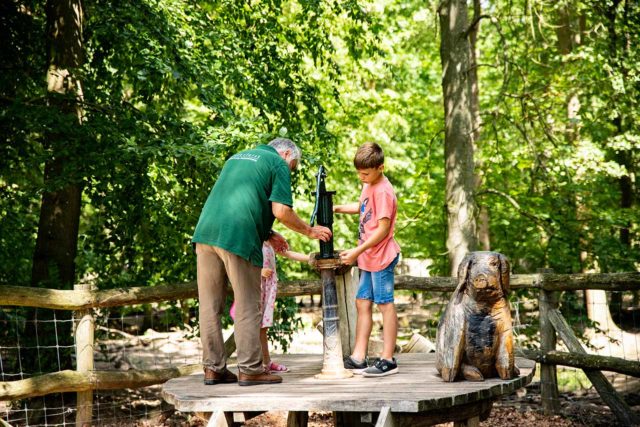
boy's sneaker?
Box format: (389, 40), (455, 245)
(362, 357), (399, 377)
(343, 356), (368, 374)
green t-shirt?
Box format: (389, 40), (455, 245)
(192, 145), (293, 266)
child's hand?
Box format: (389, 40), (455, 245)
(261, 268), (274, 278)
(307, 252), (318, 268)
(268, 231), (289, 253)
(339, 248), (359, 265)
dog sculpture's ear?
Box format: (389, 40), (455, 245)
(498, 253), (510, 295)
(454, 253), (473, 304)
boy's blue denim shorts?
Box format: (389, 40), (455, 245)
(356, 254), (400, 305)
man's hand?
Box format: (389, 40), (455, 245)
(309, 225), (332, 242)
(261, 268), (274, 278)
(272, 202), (332, 242)
(268, 230), (289, 253)
(339, 247), (360, 265)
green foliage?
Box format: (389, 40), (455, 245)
(557, 368), (591, 392)
(269, 297), (304, 353)
(475, 0), (640, 275)
(1, 0), (638, 357)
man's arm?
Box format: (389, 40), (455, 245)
(334, 203), (359, 214)
(272, 202), (332, 242)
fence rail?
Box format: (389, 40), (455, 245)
(516, 349), (640, 377)
(0, 365), (201, 401)
(1, 272), (639, 310)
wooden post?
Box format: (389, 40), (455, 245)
(74, 284), (94, 427)
(453, 416), (480, 427)
(375, 407), (394, 427)
(336, 267), (358, 357)
(286, 411), (309, 427)
(537, 269), (560, 415)
(199, 410), (229, 427)
(333, 411), (365, 427)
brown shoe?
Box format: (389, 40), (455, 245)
(204, 367), (238, 385)
(238, 370), (283, 386)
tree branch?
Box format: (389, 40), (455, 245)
(464, 14), (491, 38)
(476, 188), (553, 233)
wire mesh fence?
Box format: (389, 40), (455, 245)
(1, 308), (71, 426)
(555, 290), (640, 395)
(0, 305), (203, 426)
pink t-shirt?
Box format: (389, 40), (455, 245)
(357, 176), (401, 272)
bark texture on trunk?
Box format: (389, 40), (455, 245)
(32, 0), (85, 288)
(469, 0), (490, 251)
(439, 0), (478, 276)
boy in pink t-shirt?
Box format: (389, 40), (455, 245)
(334, 142), (401, 377)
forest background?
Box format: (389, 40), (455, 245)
(1, 0), (639, 363)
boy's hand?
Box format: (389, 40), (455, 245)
(261, 268), (274, 278)
(339, 248), (360, 265)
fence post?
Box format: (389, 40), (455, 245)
(538, 269), (560, 414)
(74, 284), (94, 427)
(336, 267), (358, 357)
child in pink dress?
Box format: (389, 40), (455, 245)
(230, 241), (309, 372)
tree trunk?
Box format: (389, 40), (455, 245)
(468, 0), (490, 251)
(439, 0), (478, 276)
(25, 0), (86, 377)
(32, 0), (85, 289)
(555, 4), (588, 274)
(608, 0), (636, 322)
(583, 3), (639, 369)
(554, 6), (639, 369)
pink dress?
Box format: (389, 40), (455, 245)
(230, 242), (277, 328)
(259, 242), (278, 327)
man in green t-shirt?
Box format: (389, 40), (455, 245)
(193, 138), (331, 386)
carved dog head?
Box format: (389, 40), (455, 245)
(454, 251), (510, 303)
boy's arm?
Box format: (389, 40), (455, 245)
(333, 203), (359, 214)
(339, 218), (391, 265)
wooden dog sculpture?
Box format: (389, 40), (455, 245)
(436, 251), (519, 381)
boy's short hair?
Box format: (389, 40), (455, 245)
(354, 142), (384, 169)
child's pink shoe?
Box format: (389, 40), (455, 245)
(265, 361), (289, 373)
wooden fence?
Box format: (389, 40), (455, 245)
(1, 271), (639, 426)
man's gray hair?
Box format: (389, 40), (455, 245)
(268, 138), (301, 161)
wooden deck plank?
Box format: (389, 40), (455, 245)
(162, 354), (535, 413)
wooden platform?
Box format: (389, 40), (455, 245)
(162, 353), (535, 426)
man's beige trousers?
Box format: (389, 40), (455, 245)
(196, 243), (264, 375)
